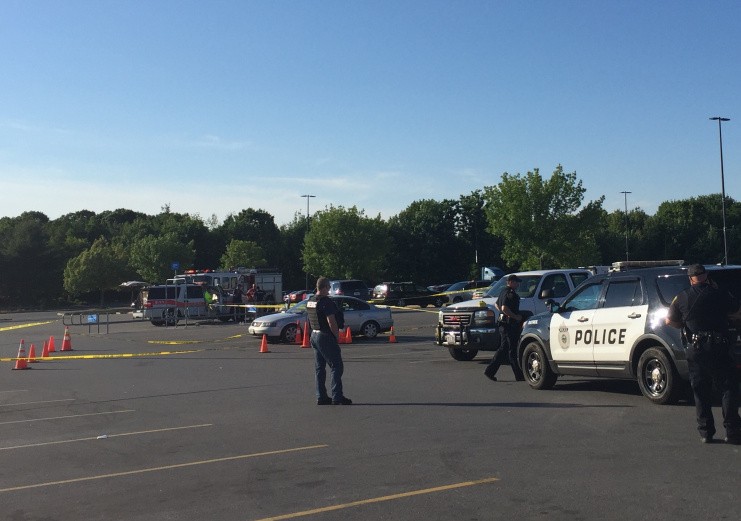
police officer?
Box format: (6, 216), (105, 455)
(666, 263), (741, 444)
(485, 274), (526, 382)
(306, 276), (352, 405)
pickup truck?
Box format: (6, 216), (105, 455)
(434, 269), (592, 361)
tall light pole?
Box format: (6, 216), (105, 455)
(620, 191), (631, 261)
(301, 194), (316, 289)
(710, 117), (730, 265)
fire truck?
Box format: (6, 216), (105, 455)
(174, 267), (282, 305)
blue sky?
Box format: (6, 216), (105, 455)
(2, 1), (740, 226)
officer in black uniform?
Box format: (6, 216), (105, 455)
(666, 263), (741, 444)
(485, 274), (526, 382)
(306, 276), (352, 406)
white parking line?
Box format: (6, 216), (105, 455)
(0, 398), (75, 407)
(0, 423), (214, 451)
(0, 410), (135, 425)
(0, 444), (328, 493)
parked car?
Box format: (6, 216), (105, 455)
(329, 279), (371, 300)
(248, 295), (393, 343)
(428, 283), (452, 293)
(284, 289), (313, 307)
(372, 282), (448, 307)
(444, 280), (492, 303)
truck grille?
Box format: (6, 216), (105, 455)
(443, 313), (472, 327)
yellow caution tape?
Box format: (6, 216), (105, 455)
(0, 320), (56, 332)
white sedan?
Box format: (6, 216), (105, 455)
(248, 296), (393, 343)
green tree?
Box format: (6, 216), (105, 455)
(63, 238), (131, 305)
(129, 233), (195, 283)
(483, 165), (604, 270)
(218, 209), (281, 266)
(386, 199), (464, 284)
(303, 206), (388, 283)
(220, 239), (267, 268)
(278, 213), (310, 290)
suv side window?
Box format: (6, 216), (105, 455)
(570, 272), (591, 288)
(602, 278), (642, 308)
(656, 274), (689, 306)
(541, 273), (569, 298)
(563, 281), (603, 311)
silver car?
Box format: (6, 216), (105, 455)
(248, 296), (393, 343)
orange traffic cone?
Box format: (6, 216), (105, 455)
(294, 322), (303, 345)
(338, 327), (345, 344)
(344, 327), (352, 344)
(301, 322), (310, 348)
(48, 335), (56, 353)
(388, 326), (398, 343)
(13, 340), (29, 370)
(61, 326), (73, 351)
(28, 343), (38, 363)
(259, 334), (270, 353)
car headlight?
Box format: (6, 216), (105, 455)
(473, 309), (495, 326)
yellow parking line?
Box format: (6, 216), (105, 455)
(253, 477), (500, 521)
(0, 409), (135, 426)
(0, 444), (328, 493)
(0, 320), (55, 332)
(0, 349), (202, 362)
(0, 423), (214, 451)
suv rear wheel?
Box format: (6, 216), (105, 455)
(637, 347), (681, 405)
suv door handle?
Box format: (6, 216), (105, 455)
(628, 312), (642, 319)
(577, 317), (590, 323)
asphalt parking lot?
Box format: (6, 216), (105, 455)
(1, 308), (740, 520)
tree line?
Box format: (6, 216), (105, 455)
(1, 165), (739, 309)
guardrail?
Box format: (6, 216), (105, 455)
(62, 309), (151, 333)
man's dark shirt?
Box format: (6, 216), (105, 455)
(497, 287), (520, 323)
(310, 296), (340, 333)
(667, 282), (739, 334)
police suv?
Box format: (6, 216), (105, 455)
(519, 260), (741, 404)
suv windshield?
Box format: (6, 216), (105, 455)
(484, 275), (543, 299)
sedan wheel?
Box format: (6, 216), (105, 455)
(281, 323), (300, 344)
(360, 321), (380, 338)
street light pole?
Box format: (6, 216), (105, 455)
(710, 117), (730, 265)
(301, 194), (316, 289)
(620, 191), (631, 261)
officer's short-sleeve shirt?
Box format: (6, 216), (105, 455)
(315, 297), (340, 333)
(667, 283), (738, 333)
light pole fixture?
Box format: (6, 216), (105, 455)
(620, 191), (631, 261)
(710, 117), (730, 265)
(301, 194), (316, 289)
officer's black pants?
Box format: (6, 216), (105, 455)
(487, 324), (524, 380)
(687, 342), (741, 438)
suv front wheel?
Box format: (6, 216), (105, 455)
(522, 342), (558, 390)
(636, 347), (681, 405)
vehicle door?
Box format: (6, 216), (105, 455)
(591, 276), (647, 374)
(549, 279), (604, 370)
(536, 273), (571, 315)
(334, 297), (369, 330)
(185, 285), (208, 317)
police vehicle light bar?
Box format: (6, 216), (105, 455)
(610, 260), (685, 271)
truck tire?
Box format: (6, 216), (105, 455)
(637, 347), (681, 405)
(522, 341), (557, 390)
(448, 347), (478, 361)
(397, 299), (406, 307)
